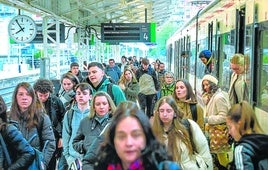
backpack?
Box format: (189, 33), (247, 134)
(189, 104), (197, 122)
(66, 109), (75, 134)
(107, 83), (114, 101)
(27, 116), (49, 170)
(28, 134), (48, 170)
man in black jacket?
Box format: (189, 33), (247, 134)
(33, 78), (66, 170)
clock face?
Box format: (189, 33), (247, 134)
(8, 15), (37, 43)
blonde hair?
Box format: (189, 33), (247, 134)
(118, 68), (138, 85)
(89, 91), (116, 118)
(230, 53), (249, 66)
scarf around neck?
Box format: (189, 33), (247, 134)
(107, 159), (144, 170)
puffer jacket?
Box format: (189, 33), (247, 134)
(1, 123), (35, 170)
(72, 113), (112, 170)
(10, 113), (56, 169)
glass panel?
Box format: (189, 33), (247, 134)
(259, 30), (268, 111)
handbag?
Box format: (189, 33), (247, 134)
(207, 123), (231, 153)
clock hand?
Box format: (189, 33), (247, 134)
(15, 19), (24, 32)
(15, 27), (25, 34)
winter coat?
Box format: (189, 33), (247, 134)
(205, 88), (230, 125)
(43, 95), (65, 141)
(10, 113), (56, 169)
(163, 120), (213, 170)
(175, 99), (204, 131)
(62, 104), (89, 166)
(83, 77), (126, 106)
(0, 123), (35, 170)
(122, 81), (139, 102)
(105, 65), (121, 83)
(160, 83), (175, 98)
(73, 113), (111, 169)
(231, 134), (268, 170)
(228, 72), (249, 105)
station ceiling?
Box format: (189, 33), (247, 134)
(1, 0), (178, 31)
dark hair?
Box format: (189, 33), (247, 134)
(0, 95), (7, 122)
(87, 62), (104, 70)
(95, 101), (171, 169)
(75, 82), (92, 92)
(201, 81), (219, 95)
(173, 79), (197, 102)
(141, 58), (149, 65)
(70, 62), (79, 68)
(33, 78), (54, 93)
(10, 82), (43, 128)
(61, 72), (80, 85)
(109, 58), (115, 62)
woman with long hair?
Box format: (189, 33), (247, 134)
(94, 101), (180, 170)
(9, 82), (56, 169)
(152, 96), (212, 169)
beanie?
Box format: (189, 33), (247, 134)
(202, 74), (218, 85)
(199, 50), (212, 59)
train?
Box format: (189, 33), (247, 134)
(166, 0), (268, 132)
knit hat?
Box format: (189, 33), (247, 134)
(202, 74), (218, 85)
(199, 50), (212, 59)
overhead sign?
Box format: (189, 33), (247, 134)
(101, 23), (156, 43)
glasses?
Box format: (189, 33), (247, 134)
(165, 76), (174, 78)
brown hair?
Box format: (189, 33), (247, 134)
(0, 95), (7, 122)
(152, 96), (193, 162)
(227, 101), (264, 135)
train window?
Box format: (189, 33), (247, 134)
(259, 29), (268, 111)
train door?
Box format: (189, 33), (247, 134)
(254, 19), (268, 111)
(235, 8), (245, 53)
(215, 21), (221, 80)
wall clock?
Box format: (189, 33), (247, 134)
(8, 15), (37, 43)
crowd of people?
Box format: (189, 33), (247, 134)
(0, 52), (267, 170)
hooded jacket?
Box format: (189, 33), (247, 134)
(231, 134), (268, 170)
(83, 77), (126, 106)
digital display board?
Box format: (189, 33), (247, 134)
(101, 23), (156, 43)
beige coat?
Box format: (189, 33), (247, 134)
(205, 89), (230, 125)
(228, 72), (248, 105)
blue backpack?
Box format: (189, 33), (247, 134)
(28, 134), (48, 170)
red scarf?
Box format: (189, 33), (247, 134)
(107, 159), (144, 170)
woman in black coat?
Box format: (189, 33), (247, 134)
(0, 95), (35, 170)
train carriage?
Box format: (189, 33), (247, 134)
(167, 0), (268, 132)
